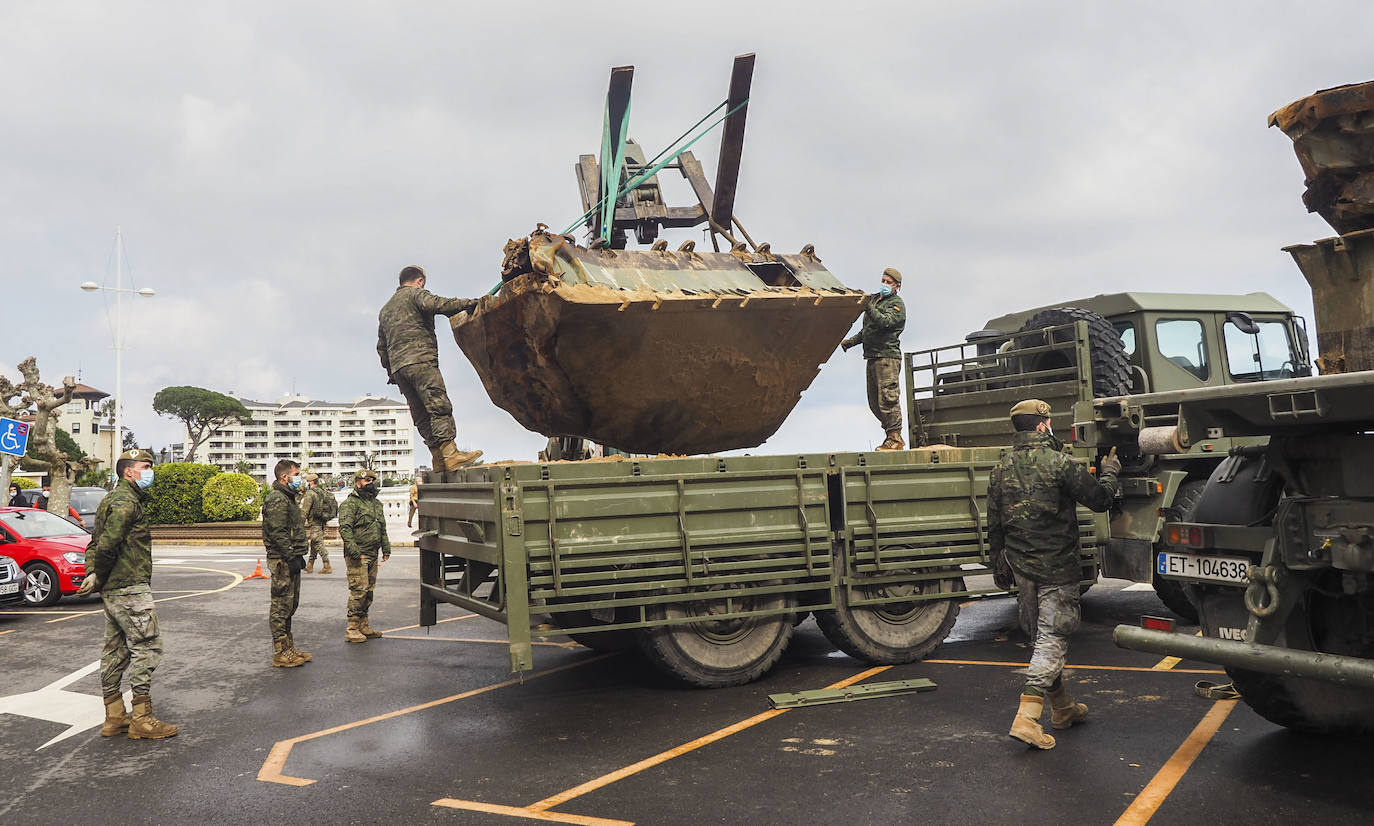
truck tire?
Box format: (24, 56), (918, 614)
(1016, 308), (1131, 399)
(1152, 481), (1204, 623)
(637, 586), (796, 688)
(816, 572), (960, 664)
(1224, 586), (1374, 735)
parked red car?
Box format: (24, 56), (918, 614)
(0, 507), (91, 607)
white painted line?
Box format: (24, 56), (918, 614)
(1123, 583), (1155, 592)
(0, 660), (124, 750)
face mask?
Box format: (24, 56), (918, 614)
(137, 469), (155, 490)
(288, 476), (303, 490)
(878, 284), (893, 297)
(361, 482), (379, 497)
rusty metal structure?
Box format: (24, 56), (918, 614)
(452, 56), (866, 455)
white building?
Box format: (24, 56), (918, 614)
(196, 394), (414, 481)
(60, 383), (119, 469)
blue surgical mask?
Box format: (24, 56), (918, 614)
(137, 469), (155, 490)
(878, 284), (893, 297)
(289, 476), (303, 490)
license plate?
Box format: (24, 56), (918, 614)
(1157, 551), (1250, 585)
(0, 582), (18, 595)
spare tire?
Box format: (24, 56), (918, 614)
(1016, 307), (1130, 399)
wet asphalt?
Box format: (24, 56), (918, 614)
(0, 546), (1370, 825)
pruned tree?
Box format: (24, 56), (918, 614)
(152, 386), (252, 463)
(4, 357), (102, 518)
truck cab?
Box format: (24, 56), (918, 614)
(980, 292), (1311, 395)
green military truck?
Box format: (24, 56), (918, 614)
(907, 292), (1311, 620)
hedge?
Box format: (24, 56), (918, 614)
(145, 462), (221, 524)
(12, 477), (38, 490)
(201, 472), (262, 522)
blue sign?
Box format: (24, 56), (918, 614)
(0, 417), (30, 458)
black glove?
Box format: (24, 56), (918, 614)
(289, 556), (306, 574)
(991, 550), (1015, 590)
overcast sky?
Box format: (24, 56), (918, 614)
(3, 1), (1370, 466)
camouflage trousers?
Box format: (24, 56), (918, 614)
(100, 584), (163, 697)
(394, 360), (456, 449)
(267, 557), (302, 643)
(866, 357), (903, 433)
(306, 521), (329, 564)
(345, 554), (379, 619)
(1014, 570), (1081, 691)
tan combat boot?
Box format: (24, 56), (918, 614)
(430, 445), (446, 471)
(439, 440), (483, 471)
(101, 693), (130, 737)
(358, 616), (383, 639)
(1048, 683), (1089, 730)
(285, 633), (313, 665)
(273, 637), (304, 667)
(305, 558), (316, 574)
(877, 431), (906, 451)
(128, 694), (179, 740)
(345, 618), (367, 643)
(320, 560), (332, 575)
(1009, 693), (1056, 749)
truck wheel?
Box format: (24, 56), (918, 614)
(1017, 307), (1131, 398)
(817, 572), (960, 664)
(1153, 481), (1205, 623)
(1224, 587), (1374, 735)
(637, 586), (795, 688)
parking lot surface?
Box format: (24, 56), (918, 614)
(1, 546), (1369, 825)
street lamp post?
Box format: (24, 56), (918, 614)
(81, 227), (155, 478)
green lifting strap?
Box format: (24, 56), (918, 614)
(599, 92), (632, 246)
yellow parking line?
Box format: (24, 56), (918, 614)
(1113, 700), (1238, 825)
(380, 613), (477, 634)
(386, 634), (579, 649)
(45, 565), (243, 623)
(1151, 631), (1202, 671)
(0, 629), (13, 637)
(257, 654), (613, 786)
(431, 800), (633, 826)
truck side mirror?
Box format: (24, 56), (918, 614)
(1226, 311), (1261, 335)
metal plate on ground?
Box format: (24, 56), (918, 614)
(768, 678), (937, 709)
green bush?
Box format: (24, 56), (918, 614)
(145, 463), (221, 524)
(201, 473), (262, 522)
(12, 477), (38, 490)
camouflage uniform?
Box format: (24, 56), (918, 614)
(986, 429), (1119, 691)
(843, 291), (906, 435)
(338, 485), (392, 622)
(262, 481), (308, 654)
(377, 284), (476, 451)
(86, 479), (161, 698)
(300, 483), (330, 569)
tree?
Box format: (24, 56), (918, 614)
(0, 357), (101, 518)
(152, 386), (252, 463)
(56, 429), (87, 461)
(233, 459), (254, 476)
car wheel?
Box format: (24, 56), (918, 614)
(22, 561), (61, 607)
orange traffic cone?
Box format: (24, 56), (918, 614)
(246, 558), (268, 580)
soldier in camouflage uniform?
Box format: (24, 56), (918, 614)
(986, 399), (1121, 750)
(301, 472), (333, 574)
(262, 458), (312, 667)
(842, 267), (907, 450)
(377, 265), (483, 472)
(337, 468), (391, 643)
(72, 449), (179, 740)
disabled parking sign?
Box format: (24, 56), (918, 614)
(0, 417), (30, 458)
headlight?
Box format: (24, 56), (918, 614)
(63, 551), (86, 565)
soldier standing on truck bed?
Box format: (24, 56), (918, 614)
(986, 399), (1120, 750)
(73, 449), (179, 740)
(377, 265), (483, 472)
(263, 459), (312, 668)
(841, 267), (907, 450)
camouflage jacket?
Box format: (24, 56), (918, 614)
(338, 490), (392, 560)
(842, 293), (906, 359)
(376, 285), (477, 376)
(986, 431), (1119, 585)
(299, 485), (329, 524)
(85, 479), (152, 590)
(262, 482), (308, 559)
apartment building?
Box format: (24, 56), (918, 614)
(199, 394), (415, 480)
(59, 383), (119, 468)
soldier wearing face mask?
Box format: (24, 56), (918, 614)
(841, 267), (908, 450)
(262, 458), (312, 668)
(74, 449), (179, 740)
(337, 468), (391, 643)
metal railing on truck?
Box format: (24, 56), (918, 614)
(905, 320), (1093, 448)
(418, 450), (1105, 675)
